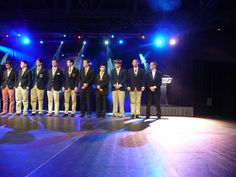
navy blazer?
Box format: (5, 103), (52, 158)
(127, 67), (146, 91)
(15, 69), (32, 89)
(47, 68), (64, 91)
(110, 68), (126, 91)
(32, 68), (47, 90)
(79, 67), (95, 92)
(63, 67), (80, 90)
(94, 73), (110, 95)
(146, 70), (162, 94)
(2, 69), (16, 89)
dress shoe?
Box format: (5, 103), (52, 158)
(130, 114), (135, 119)
(46, 113), (52, 117)
(62, 114), (68, 117)
(136, 115), (140, 119)
(31, 113), (36, 116)
(0, 112), (7, 116)
(15, 113), (21, 116)
(54, 114), (59, 117)
(38, 113), (43, 116)
(71, 114), (75, 117)
(23, 113), (28, 116)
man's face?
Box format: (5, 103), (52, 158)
(52, 60), (57, 67)
(67, 60), (72, 67)
(5, 64), (11, 70)
(83, 60), (89, 68)
(20, 62), (26, 69)
(100, 66), (106, 72)
(149, 62), (156, 70)
(115, 63), (121, 68)
(36, 60), (42, 67)
(132, 60), (139, 67)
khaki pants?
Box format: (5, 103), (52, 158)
(64, 89), (77, 114)
(112, 90), (125, 116)
(31, 86), (44, 114)
(47, 89), (60, 114)
(129, 90), (142, 115)
(15, 87), (29, 114)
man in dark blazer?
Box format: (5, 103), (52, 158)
(110, 59), (126, 118)
(146, 61), (162, 119)
(46, 59), (64, 117)
(79, 59), (95, 117)
(127, 59), (146, 119)
(15, 60), (32, 116)
(1, 60), (16, 115)
(95, 64), (110, 118)
(62, 59), (79, 117)
(30, 58), (47, 116)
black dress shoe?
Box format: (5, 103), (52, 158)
(87, 114), (92, 118)
(136, 115), (140, 119)
(145, 115), (150, 119)
(63, 114), (68, 117)
(31, 113), (36, 116)
(39, 113), (43, 116)
(157, 115), (161, 119)
(79, 114), (85, 118)
(71, 114), (75, 117)
(130, 114), (135, 119)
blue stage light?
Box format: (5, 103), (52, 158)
(83, 41), (87, 45)
(154, 36), (166, 48)
(119, 40), (124, 44)
(21, 37), (31, 45)
(111, 35), (115, 38)
(61, 41), (64, 44)
(104, 40), (109, 45)
(40, 40), (44, 44)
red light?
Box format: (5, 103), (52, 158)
(77, 36), (81, 39)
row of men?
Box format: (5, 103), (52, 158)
(0, 58), (162, 119)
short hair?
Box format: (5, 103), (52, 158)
(36, 58), (43, 63)
(21, 60), (28, 65)
(5, 60), (12, 66)
(67, 59), (74, 64)
(52, 59), (57, 62)
(99, 64), (106, 67)
(83, 59), (90, 63)
(132, 59), (139, 62)
(150, 61), (157, 66)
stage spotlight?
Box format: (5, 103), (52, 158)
(104, 40), (109, 45)
(141, 35), (145, 39)
(61, 41), (64, 44)
(169, 38), (177, 46)
(17, 34), (21, 37)
(62, 54), (65, 57)
(6, 34), (9, 38)
(83, 41), (87, 45)
(77, 36), (81, 39)
(63, 34), (67, 37)
(154, 36), (165, 47)
(111, 35), (115, 38)
(40, 40), (44, 44)
(119, 40), (124, 44)
(22, 37), (31, 45)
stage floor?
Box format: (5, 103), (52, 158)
(0, 114), (236, 177)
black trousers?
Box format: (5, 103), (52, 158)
(96, 94), (107, 116)
(80, 91), (92, 114)
(146, 91), (161, 117)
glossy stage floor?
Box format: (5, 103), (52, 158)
(0, 113), (236, 177)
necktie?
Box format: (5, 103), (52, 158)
(134, 68), (138, 76)
(37, 67), (40, 75)
(100, 72), (104, 80)
(7, 70), (10, 78)
(85, 68), (88, 76)
(52, 68), (56, 77)
(117, 68), (120, 75)
(69, 67), (72, 76)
